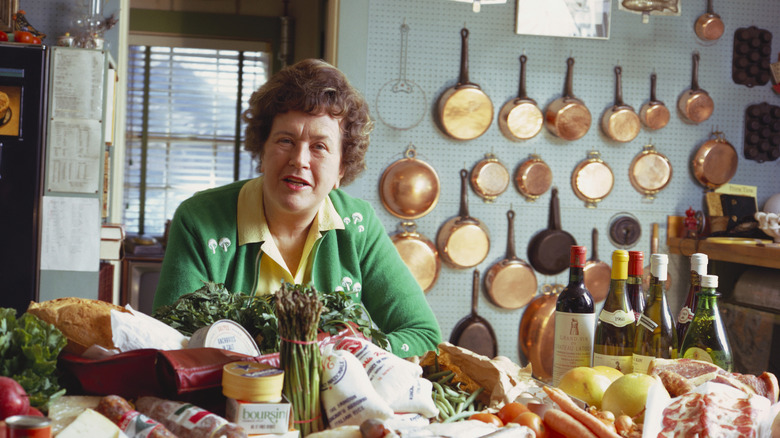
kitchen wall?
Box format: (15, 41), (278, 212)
(335, 0), (780, 367)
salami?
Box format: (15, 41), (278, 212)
(96, 395), (177, 438)
(135, 396), (247, 438)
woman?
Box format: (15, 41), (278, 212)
(154, 59), (441, 357)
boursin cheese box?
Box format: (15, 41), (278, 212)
(225, 395), (293, 435)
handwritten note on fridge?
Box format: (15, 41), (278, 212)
(40, 196), (100, 272)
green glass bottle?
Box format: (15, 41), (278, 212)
(679, 274), (733, 371)
(632, 254), (678, 374)
(593, 250), (635, 373)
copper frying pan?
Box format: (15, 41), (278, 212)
(484, 209), (538, 310)
(515, 154), (553, 202)
(436, 169), (491, 269)
(639, 73), (670, 130)
(470, 153), (510, 203)
(694, 0), (724, 42)
(450, 269), (498, 358)
(545, 57), (591, 141)
(518, 283), (562, 380)
(583, 228), (610, 302)
(391, 221), (441, 293)
(691, 130), (738, 189)
(601, 66), (640, 143)
(436, 28), (493, 141)
(499, 55), (543, 141)
(678, 52), (714, 124)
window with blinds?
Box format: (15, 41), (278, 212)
(124, 44), (269, 236)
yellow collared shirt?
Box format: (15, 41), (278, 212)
(236, 177), (344, 296)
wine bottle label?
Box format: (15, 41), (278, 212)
(677, 306), (694, 324)
(637, 314), (658, 331)
(593, 352), (633, 374)
(632, 353), (655, 374)
(598, 309), (635, 327)
(552, 312), (596, 386)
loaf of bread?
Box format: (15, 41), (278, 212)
(27, 297), (129, 355)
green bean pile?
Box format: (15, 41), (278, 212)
(425, 370), (486, 423)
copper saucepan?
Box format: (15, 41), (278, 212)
(545, 57), (591, 141)
(691, 130), (737, 189)
(437, 169), (490, 269)
(518, 283), (563, 380)
(639, 73), (670, 131)
(436, 27), (493, 141)
(629, 143), (673, 200)
(390, 221), (441, 293)
(694, 0), (724, 42)
(583, 228), (610, 302)
(515, 154), (553, 202)
(678, 52), (714, 124)
(379, 144), (440, 220)
(484, 209), (538, 310)
(470, 153), (510, 203)
(571, 150), (614, 208)
(601, 66), (640, 143)
(499, 55), (543, 141)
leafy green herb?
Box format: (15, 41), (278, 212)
(153, 281), (388, 354)
(0, 308), (67, 410)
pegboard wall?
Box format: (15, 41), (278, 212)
(337, 0), (780, 365)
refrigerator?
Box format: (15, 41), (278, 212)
(0, 43), (48, 316)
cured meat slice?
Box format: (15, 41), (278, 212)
(659, 389), (764, 438)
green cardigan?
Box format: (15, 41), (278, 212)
(154, 179), (441, 357)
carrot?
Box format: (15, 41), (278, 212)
(543, 408), (598, 438)
(542, 386), (622, 438)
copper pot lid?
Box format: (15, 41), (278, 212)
(379, 144), (441, 219)
(692, 130), (738, 189)
(571, 150), (614, 208)
(515, 154), (553, 201)
(391, 221), (441, 293)
(470, 153), (510, 203)
(629, 143), (673, 200)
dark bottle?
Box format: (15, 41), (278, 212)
(677, 253), (708, 349)
(679, 274), (733, 371)
(627, 251), (645, 321)
(593, 250), (635, 373)
(552, 245), (596, 386)
(632, 254), (678, 374)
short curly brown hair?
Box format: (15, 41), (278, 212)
(242, 59), (374, 186)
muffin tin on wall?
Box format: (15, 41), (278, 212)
(341, 0), (780, 366)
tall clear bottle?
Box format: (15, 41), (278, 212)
(679, 274), (733, 371)
(632, 254), (678, 374)
(676, 253), (708, 349)
(552, 245), (596, 386)
(593, 250), (635, 373)
(627, 251), (645, 321)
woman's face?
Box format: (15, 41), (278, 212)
(261, 111), (344, 222)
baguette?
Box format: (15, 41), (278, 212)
(27, 297), (129, 355)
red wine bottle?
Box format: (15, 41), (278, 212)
(627, 251), (645, 321)
(552, 245), (596, 385)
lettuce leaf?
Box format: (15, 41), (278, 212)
(0, 308), (67, 410)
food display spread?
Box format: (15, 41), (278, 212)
(1, 269), (779, 438)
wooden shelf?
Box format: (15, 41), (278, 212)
(667, 216), (780, 269)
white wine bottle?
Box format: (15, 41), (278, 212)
(632, 254), (678, 374)
(593, 250), (635, 373)
(679, 274), (733, 371)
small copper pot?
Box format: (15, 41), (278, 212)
(379, 144), (440, 219)
(470, 153), (510, 203)
(571, 150), (614, 208)
(515, 154), (553, 202)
